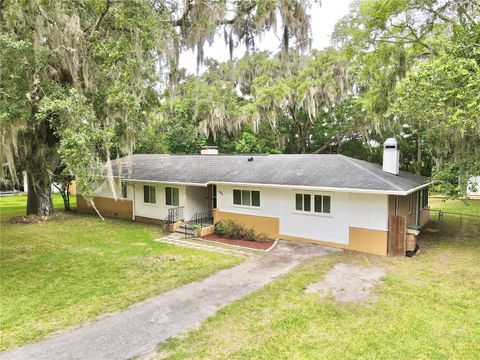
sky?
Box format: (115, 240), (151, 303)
(179, 0), (354, 74)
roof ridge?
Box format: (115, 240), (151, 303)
(339, 155), (404, 191)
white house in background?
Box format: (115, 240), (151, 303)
(22, 172), (60, 194)
(77, 139), (433, 256)
(467, 176), (480, 198)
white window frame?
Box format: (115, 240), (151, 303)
(232, 189), (261, 208)
(165, 186), (180, 207)
(294, 191), (332, 216)
(143, 185), (156, 205)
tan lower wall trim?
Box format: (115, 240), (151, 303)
(281, 227), (388, 256)
(348, 227), (388, 256)
(213, 210), (280, 239)
(279, 234), (349, 250)
(76, 195), (133, 220)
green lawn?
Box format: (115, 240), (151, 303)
(0, 195), (242, 351)
(159, 201), (480, 359)
(429, 197), (480, 216)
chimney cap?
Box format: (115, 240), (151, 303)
(384, 138), (399, 149)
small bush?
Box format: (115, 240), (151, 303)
(256, 233), (270, 243)
(243, 228), (257, 242)
(214, 221), (227, 236)
(215, 220), (243, 239)
(214, 220), (270, 242)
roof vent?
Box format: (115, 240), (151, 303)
(200, 146), (218, 155)
(383, 138), (400, 175)
(247, 156), (254, 162)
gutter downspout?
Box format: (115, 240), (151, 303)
(415, 191), (419, 225)
(132, 183), (136, 221)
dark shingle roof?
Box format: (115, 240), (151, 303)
(111, 154), (432, 194)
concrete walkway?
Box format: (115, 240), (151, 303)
(1, 241), (339, 360)
(156, 233), (259, 257)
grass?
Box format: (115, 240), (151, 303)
(429, 197), (480, 216)
(159, 200), (480, 359)
(0, 194), (242, 351)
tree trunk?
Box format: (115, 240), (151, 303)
(26, 165), (53, 215)
(416, 133), (422, 175)
(24, 117), (58, 216)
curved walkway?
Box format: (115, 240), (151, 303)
(1, 241), (339, 360)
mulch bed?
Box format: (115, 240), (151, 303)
(202, 234), (275, 251)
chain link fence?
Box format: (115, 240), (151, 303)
(423, 208), (480, 234)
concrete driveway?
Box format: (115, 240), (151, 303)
(1, 241), (339, 360)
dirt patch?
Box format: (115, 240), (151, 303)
(306, 263), (385, 303)
(9, 215), (51, 224)
(8, 212), (70, 224)
(202, 234), (275, 251)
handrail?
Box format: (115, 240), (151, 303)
(167, 206), (184, 223)
(189, 211), (213, 228)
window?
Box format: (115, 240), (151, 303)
(233, 189), (260, 207)
(165, 187), (179, 206)
(143, 185), (156, 204)
(211, 185), (217, 209)
(121, 182), (128, 199)
(421, 188), (429, 209)
(295, 193), (331, 214)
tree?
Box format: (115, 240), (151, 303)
(52, 165), (75, 212)
(393, 24), (480, 196)
(237, 48), (348, 153)
(333, 0), (479, 181)
(1, 0), (312, 215)
(234, 124), (282, 154)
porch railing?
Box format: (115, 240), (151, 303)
(189, 211), (213, 228)
(166, 206), (184, 223)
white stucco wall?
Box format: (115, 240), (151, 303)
(127, 182), (207, 221)
(90, 179), (209, 221)
(185, 186), (209, 219)
(92, 178), (132, 200)
(130, 182), (185, 221)
(216, 184), (388, 245)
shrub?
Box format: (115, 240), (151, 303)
(215, 220), (243, 239)
(256, 233), (270, 243)
(243, 228), (257, 242)
(214, 220), (270, 242)
(214, 220), (227, 236)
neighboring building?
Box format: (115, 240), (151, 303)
(22, 172), (76, 195)
(77, 139), (433, 256)
(467, 176), (480, 199)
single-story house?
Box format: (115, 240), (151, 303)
(77, 139), (433, 256)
